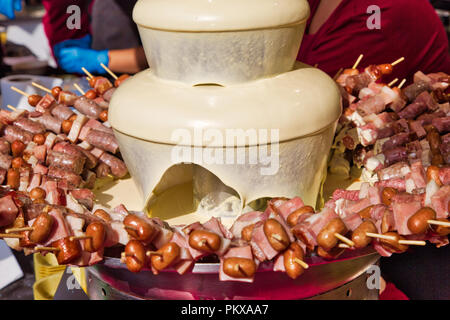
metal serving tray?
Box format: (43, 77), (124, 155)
(86, 248), (380, 300)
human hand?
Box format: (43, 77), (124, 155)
(0, 0), (22, 19)
(56, 47), (109, 74)
(53, 35), (92, 60)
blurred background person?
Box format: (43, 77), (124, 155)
(297, 0), (450, 82)
(44, 0), (147, 75)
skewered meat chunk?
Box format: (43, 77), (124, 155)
(74, 96), (103, 119)
(46, 150), (86, 175)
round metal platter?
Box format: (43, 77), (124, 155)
(87, 247), (379, 300)
(89, 168), (378, 300)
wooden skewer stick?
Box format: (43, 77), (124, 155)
(199, 239), (213, 250)
(146, 251), (162, 257)
(73, 83), (85, 96)
(125, 254), (143, 264)
(31, 82), (52, 94)
(398, 240), (426, 246)
(0, 233), (24, 239)
(271, 234), (288, 246)
(338, 243), (350, 249)
(34, 246), (60, 252)
(388, 78), (399, 87)
(234, 263), (248, 277)
(5, 227), (33, 233)
(352, 54), (364, 70)
(334, 233), (355, 247)
(11, 86), (30, 97)
(313, 63), (319, 68)
(391, 57), (405, 67)
(333, 68), (343, 80)
(271, 234), (283, 241)
(100, 63), (118, 80)
(6, 105), (16, 111)
(82, 67), (94, 80)
(69, 235), (91, 241)
(398, 78), (407, 89)
(294, 258), (309, 269)
(366, 232), (397, 241)
(427, 220), (450, 227)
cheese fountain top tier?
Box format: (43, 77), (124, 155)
(133, 0), (311, 85)
(109, 0), (342, 226)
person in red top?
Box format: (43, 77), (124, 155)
(301, 0), (450, 300)
(41, 0), (91, 53)
(298, 0), (450, 82)
(41, 0), (146, 75)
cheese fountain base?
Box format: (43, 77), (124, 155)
(86, 250), (379, 300)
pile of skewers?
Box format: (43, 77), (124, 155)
(0, 60), (447, 283)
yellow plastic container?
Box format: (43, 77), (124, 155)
(33, 273), (64, 300)
(33, 253), (87, 300)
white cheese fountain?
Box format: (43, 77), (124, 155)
(109, 0), (342, 225)
(89, 0), (381, 301)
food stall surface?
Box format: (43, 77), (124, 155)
(0, 251), (34, 300)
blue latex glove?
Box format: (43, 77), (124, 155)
(53, 35), (92, 61)
(0, 0), (22, 19)
(57, 47), (109, 74)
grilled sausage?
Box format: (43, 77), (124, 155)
(264, 219), (290, 251)
(316, 246), (345, 260)
(124, 240), (146, 273)
(93, 209), (112, 222)
(7, 168), (20, 189)
(11, 140), (26, 157)
(407, 207), (436, 235)
(29, 212), (54, 244)
(28, 94), (42, 107)
(150, 242), (181, 271)
(51, 86), (62, 99)
(13, 117), (46, 135)
(241, 223), (255, 242)
(352, 220), (377, 248)
(114, 74), (130, 87)
(188, 229), (221, 253)
(379, 232), (409, 254)
(11, 157), (24, 169)
(85, 90), (97, 100)
(287, 206), (315, 227)
(46, 150), (86, 175)
(430, 218), (450, 236)
(283, 242), (306, 279)
(123, 214), (157, 243)
(51, 237), (82, 265)
(382, 187), (398, 206)
(33, 134), (46, 145)
(4, 126), (33, 144)
(223, 257), (257, 278)
(85, 222), (106, 252)
(74, 96), (102, 119)
(317, 218), (348, 251)
(426, 165), (442, 186)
